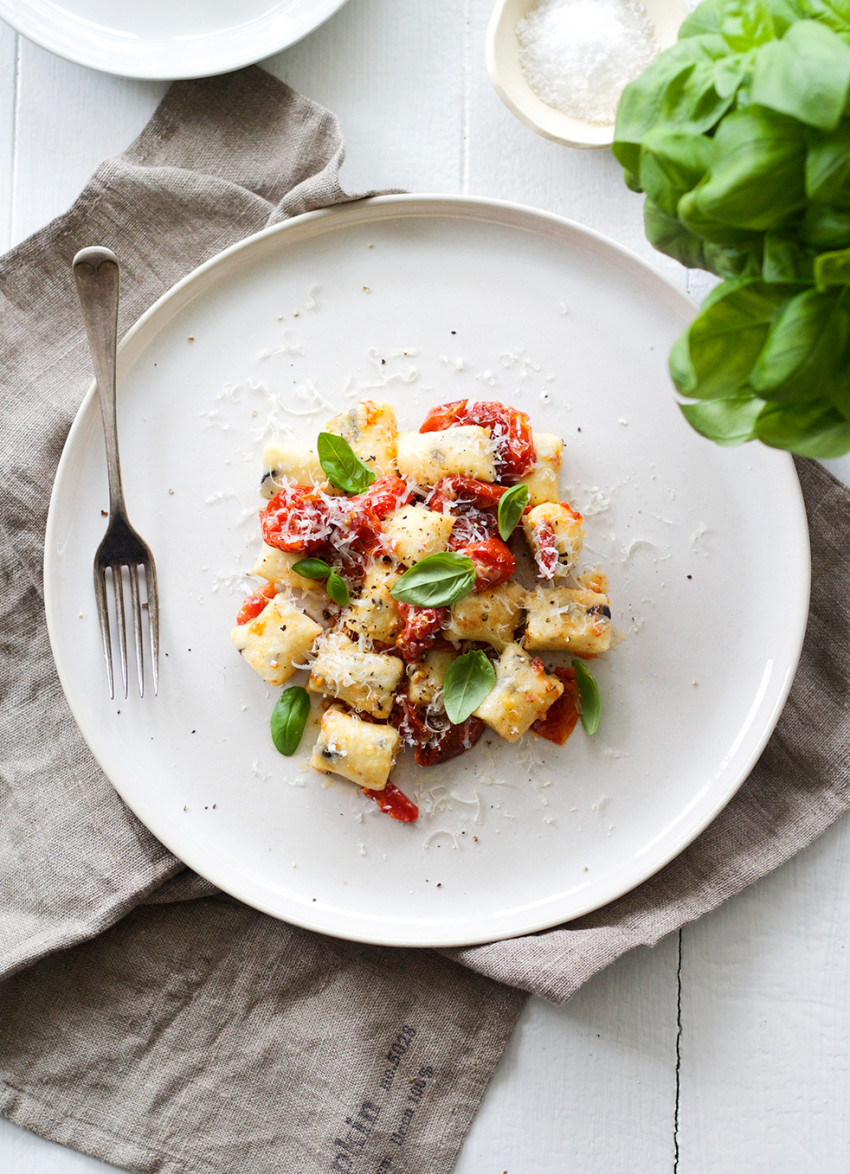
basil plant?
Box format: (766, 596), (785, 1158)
(614, 0), (850, 458)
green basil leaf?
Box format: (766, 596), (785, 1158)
(814, 246), (850, 288)
(679, 0), (725, 39)
(750, 286), (850, 401)
(751, 21), (850, 131)
(754, 397), (850, 455)
(390, 553), (476, 608)
(679, 395), (765, 445)
(807, 122), (850, 207)
(762, 231), (815, 283)
(672, 279), (789, 399)
(291, 557), (332, 580)
(799, 0), (850, 36)
(704, 241), (764, 280)
(497, 483), (529, 541)
(638, 128), (714, 218)
(718, 0), (776, 50)
(326, 571), (350, 607)
(678, 108), (807, 237)
(443, 651), (496, 725)
(316, 431), (376, 494)
(614, 36), (739, 176)
(571, 659), (601, 736)
(270, 686), (311, 756)
(800, 203), (850, 249)
(644, 199), (710, 270)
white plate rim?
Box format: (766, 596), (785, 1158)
(0, 0), (350, 79)
(44, 193), (812, 946)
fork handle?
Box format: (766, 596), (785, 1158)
(73, 247), (126, 518)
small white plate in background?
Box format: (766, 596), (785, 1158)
(0, 0), (351, 79)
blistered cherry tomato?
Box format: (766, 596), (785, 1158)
(393, 695), (485, 767)
(260, 485), (330, 554)
(456, 537), (516, 590)
(430, 476), (507, 509)
(420, 400), (536, 478)
(395, 603), (448, 662)
(429, 476), (505, 547)
(364, 781), (419, 822)
(531, 518), (559, 579)
(362, 475), (412, 518)
(235, 582), (276, 626)
(532, 667), (581, 745)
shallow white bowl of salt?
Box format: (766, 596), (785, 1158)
(486, 0), (688, 148)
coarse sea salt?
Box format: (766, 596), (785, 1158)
(517, 0), (658, 125)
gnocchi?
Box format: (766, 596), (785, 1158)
(231, 397), (613, 823)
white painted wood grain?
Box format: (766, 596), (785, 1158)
(263, 0), (465, 196)
(11, 38), (163, 247)
(456, 937), (680, 1174)
(0, 1117), (120, 1174)
(677, 818), (850, 1173)
(0, 23), (17, 254)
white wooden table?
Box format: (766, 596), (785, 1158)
(2, 3), (849, 1170)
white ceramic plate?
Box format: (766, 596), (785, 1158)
(0, 0), (349, 79)
(45, 195), (810, 947)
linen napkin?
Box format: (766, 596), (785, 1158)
(1, 66), (848, 1174)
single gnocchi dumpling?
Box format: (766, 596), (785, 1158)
(309, 706), (401, 790)
(380, 503), (455, 566)
(519, 432), (563, 507)
(259, 442), (335, 500)
(406, 649), (456, 707)
(324, 400), (398, 475)
(308, 630), (404, 719)
(230, 595), (322, 686)
(252, 543), (325, 594)
(473, 642), (563, 743)
(342, 561), (403, 644)
(522, 501), (585, 578)
(396, 426), (497, 484)
(443, 581), (525, 651)
(524, 586), (612, 655)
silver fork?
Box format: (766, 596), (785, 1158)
(73, 246), (159, 699)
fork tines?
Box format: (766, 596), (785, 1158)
(94, 558), (159, 699)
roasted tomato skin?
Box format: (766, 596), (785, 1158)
(420, 400), (536, 478)
(361, 474), (412, 518)
(235, 582), (276, 626)
(429, 476), (506, 548)
(531, 518), (559, 579)
(260, 484), (330, 554)
(393, 695), (485, 767)
(364, 781), (419, 822)
(329, 478), (412, 581)
(457, 537), (516, 590)
(532, 667), (581, 744)
(396, 603), (448, 662)
(430, 476), (507, 509)
(419, 400), (468, 432)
